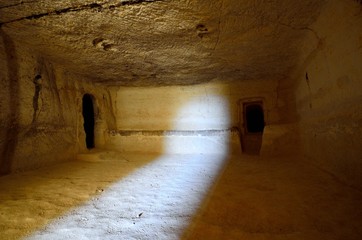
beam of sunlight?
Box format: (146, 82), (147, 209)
(165, 94), (231, 155)
(25, 92), (232, 239)
(25, 154), (227, 240)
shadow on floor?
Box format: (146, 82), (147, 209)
(182, 154), (362, 240)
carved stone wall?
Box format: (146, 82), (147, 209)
(0, 36), (115, 173)
(294, 0), (362, 189)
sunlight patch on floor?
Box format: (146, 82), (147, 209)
(25, 153), (228, 240)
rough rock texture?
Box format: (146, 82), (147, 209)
(1, 0), (362, 239)
(0, 0), (361, 197)
(1, 0), (328, 172)
(0, 0), (325, 86)
(293, 0), (362, 190)
(0, 38), (115, 173)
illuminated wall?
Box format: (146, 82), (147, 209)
(107, 80), (279, 154)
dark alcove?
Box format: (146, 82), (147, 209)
(245, 103), (264, 133)
(82, 94), (95, 149)
(240, 101), (265, 155)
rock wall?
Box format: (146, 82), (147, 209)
(107, 81), (282, 154)
(294, 0), (362, 189)
(0, 32), (114, 174)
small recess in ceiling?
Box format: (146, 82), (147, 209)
(92, 38), (116, 51)
(196, 24), (208, 39)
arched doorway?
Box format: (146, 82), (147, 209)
(82, 94), (95, 149)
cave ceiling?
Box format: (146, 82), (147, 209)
(0, 0), (325, 86)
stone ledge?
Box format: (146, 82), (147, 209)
(109, 128), (240, 136)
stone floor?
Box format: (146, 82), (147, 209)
(0, 150), (361, 239)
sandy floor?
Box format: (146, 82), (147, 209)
(0, 150), (361, 240)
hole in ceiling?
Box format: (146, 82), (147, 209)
(196, 24), (208, 32)
(196, 24), (208, 39)
(92, 38), (104, 46)
(92, 38), (116, 51)
(102, 43), (115, 51)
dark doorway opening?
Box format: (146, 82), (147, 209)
(240, 101), (264, 155)
(82, 94), (95, 149)
(245, 103), (264, 133)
